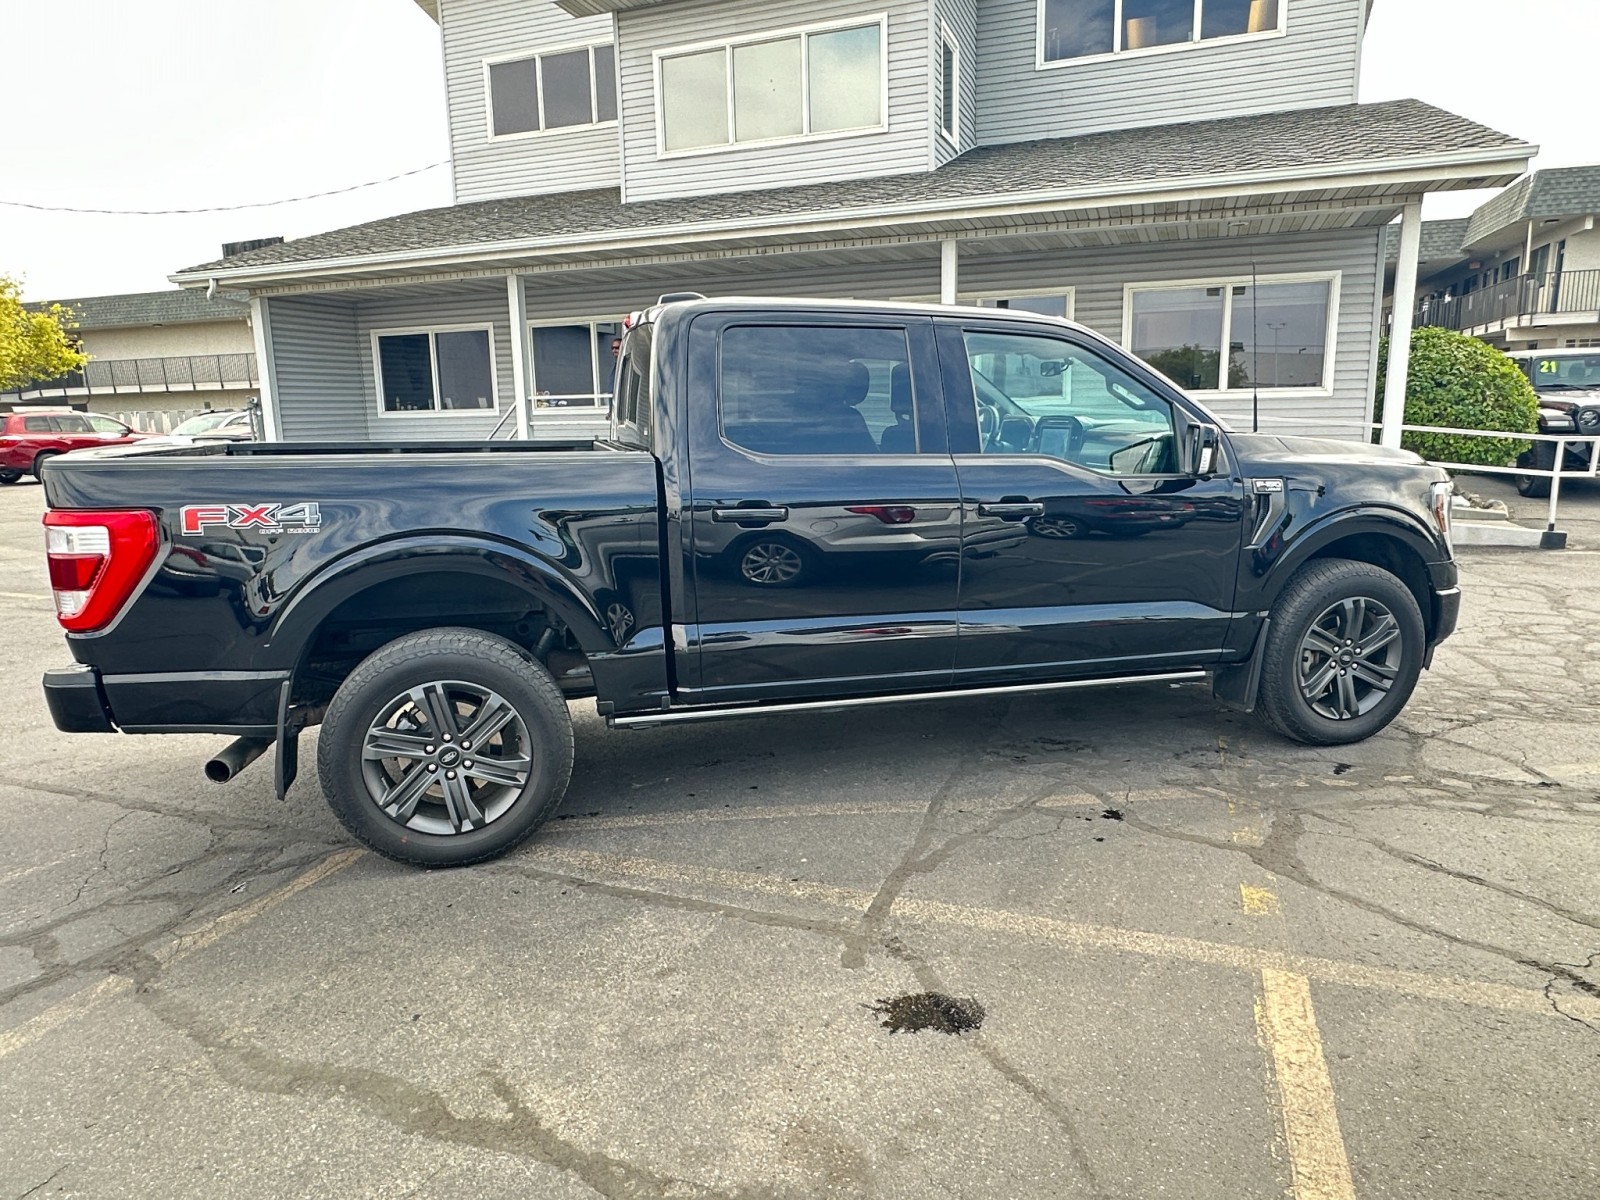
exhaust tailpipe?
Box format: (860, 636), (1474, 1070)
(205, 737), (273, 784)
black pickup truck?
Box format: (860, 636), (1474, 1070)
(39, 297), (1459, 867)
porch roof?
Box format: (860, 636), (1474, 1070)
(173, 100), (1533, 290)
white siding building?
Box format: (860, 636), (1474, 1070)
(173, 0), (1533, 445)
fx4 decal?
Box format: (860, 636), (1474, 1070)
(180, 503), (323, 536)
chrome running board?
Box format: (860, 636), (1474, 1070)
(608, 670), (1209, 729)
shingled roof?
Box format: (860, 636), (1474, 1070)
(33, 289), (249, 330)
(1464, 165), (1600, 246)
(1382, 217), (1471, 265)
(175, 99), (1531, 283)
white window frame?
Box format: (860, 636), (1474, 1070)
(371, 323), (501, 418)
(1035, 0), (1288, 71)
(1120, 271), (1340, 398)
(653, 14), (891, 160)
(965, 289), (1077, 320)
(526, 316), (627, 414)
(483, 42), (619, 143)
(938, 22), (960, 148)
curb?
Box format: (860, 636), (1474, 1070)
(1453, 521), (1566, 549)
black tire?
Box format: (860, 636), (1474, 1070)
(1514, 444), (1553, 498)
(31, 452), (58, 481)
(317, 627), (574, 867)
(0, 470), (20, 485)
(1254, 558), (1425, 746)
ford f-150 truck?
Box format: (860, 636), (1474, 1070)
(38, 297), (1459, 867)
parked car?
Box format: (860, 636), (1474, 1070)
(0, 410), (146, 484)
(1506, 349), (1600, 497)
(39, 297), (1459, 869)
(167, 408), (258, 443)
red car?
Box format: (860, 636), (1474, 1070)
(0, 411), (147, 484)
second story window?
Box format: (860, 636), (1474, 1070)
(939, 27), (958, 144)
(657, 18), (886, 155)
(488, 44), (618, 139)
(1040, 0), (1282, 65)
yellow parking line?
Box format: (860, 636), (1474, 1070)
(0, 848), (363, 1062)
(1240, 883), (1280, 916)
(525, 846), (1599, 1023)
(1257, 970), (1357, 1200)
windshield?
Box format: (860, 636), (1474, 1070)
(1521, 355), (1600, 391)
(172, 411), (240, 436)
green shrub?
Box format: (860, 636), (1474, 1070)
(1376, 326), (1537, 466)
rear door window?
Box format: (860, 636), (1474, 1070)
(718, 324), (920, 455)
(23, 416), (54, 432)
(52, 414), (92, 433)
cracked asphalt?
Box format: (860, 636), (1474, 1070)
(2, 476), (1599, 1199)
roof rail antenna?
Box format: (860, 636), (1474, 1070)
(657, 292), (707, 304)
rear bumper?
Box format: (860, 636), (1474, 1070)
(43, 665), (285, 735)
(43, 666), (116, 733)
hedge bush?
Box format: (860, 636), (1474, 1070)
(1376, 326), (1538, 466)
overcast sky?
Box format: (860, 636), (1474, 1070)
(3, 0), (1596, 301)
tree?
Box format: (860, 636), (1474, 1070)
(1376, 326), (1538, 467)
(0, 275), (87, 391)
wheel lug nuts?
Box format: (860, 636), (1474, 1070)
(446, 771), (457, 780)
(428, 764), (438, 773)
(463, 760), (473, 769)
(443, 734), (452, 742)
(461, 742), (471, 751)
(425, 745), (435, 754)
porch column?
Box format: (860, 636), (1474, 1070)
(1380, 200), (1423, 449)
(507, 274), (531, 439)
(248, 297), (283, 442)
(940, 239), (959, 305)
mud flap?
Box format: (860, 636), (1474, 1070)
(275, 681), (298, 801)
(1211, 618), (1271, 713)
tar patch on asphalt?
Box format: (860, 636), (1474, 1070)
(868, 992), (985, 1035)
(1100, 808), (1125, 821)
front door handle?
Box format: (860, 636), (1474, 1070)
(978, 502), (1044, 521)
(711, 506), (789, 524)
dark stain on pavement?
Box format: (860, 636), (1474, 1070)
(868, 992), (985, 1035)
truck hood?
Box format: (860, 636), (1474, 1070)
(1227, 432), (1430, 471)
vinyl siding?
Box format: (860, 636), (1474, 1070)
(958, 228), (1382, 436)
(357, 286), (514, 440)
(974, 0), (1363, 146)
(618, 0), (933, 203)
(442, 0), (620, 203)
(265, 297), (368, 442)
(933, 0), (977, 167)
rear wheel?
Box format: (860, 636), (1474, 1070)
(317, 628), (574, 867)
(1255, 558), (1425, 745)
(1514, 443), (1553, 498)
(31, 452), (58, 481)
(0, 470), (20, 485)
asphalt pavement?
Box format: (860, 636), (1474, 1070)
(1, 474), (1598, 1199)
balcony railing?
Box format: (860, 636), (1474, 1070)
(5, 353), (258, 399)
(1416, 269), (1600, 334)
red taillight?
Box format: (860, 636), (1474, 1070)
(43, 510), (160, 633)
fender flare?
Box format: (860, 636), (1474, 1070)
(1250, 505), (1445, 612)
(261, 535), (615, 673)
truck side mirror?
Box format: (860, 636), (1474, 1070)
(1187, 424), (1221, 477)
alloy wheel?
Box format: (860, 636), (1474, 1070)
(1297, 596), (1403, 721)
(740, 541), (803, 585)
(359, 680), (532, 835)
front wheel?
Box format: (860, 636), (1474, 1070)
(317, 628), (574, 867)
(1254, 559), (1425, 745)
(31, 452), (58, 481)
(1514, 443), (1554, 498)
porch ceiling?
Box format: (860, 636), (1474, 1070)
(173, 100), (1533, 292)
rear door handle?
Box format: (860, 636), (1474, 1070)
(978, 502), (1044, 521)
(711, 506), (789, 524)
